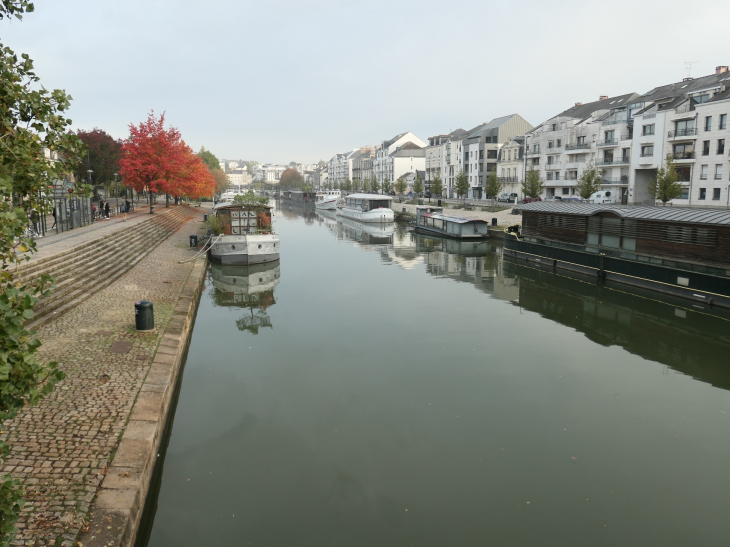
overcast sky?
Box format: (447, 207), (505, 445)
(3, 0), (729, 164)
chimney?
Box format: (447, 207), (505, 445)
(600, 95), (608, 100)
(717, 65), (729, 75)
(575, 102), (582, 107)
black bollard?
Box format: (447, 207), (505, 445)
(150, 205), (155, 214)
(492, 218), (497, 226)
(203, 213), (208, 222)
(189, 234), (198, 247)
(135, 300), (154, 331)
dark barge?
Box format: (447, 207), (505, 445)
(505, 202), (730, 309)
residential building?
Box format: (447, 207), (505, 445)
(254, 164), (287, 184)
(373, 131), (427, 187)
(313, 167), (328, 190)
(351, 147), (376, 186)
(497, 136), (526, 196)
(630, 66), (730, 206)
(425, 131), (465, 194)
(327, 150), (358, 186)
(524, 93), (640, 200)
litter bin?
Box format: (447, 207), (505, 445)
(203, 214), (208, 222)
(150, 205), (155, 214)
(492, 218), (497, 227)
(189, 234), (198, 247)
(135, 300), (154, 331)
(437, 199), (442, 207)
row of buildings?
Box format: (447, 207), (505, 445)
(316, 65), (730, 207)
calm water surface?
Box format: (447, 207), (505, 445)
(142, 202), (730, 546)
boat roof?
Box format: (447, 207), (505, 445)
(514, 202), (730, 226)
(345, 193), (393, 199)
(423, 213), (489, 224)
(214, 202), (272, 210)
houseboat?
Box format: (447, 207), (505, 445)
(315, 190), (340, 210)
(412, 205), (489, 239)
(505, 201), (730, 309)
(282, 190), (315, 206)
(337, 193), (394, 223)
(209, 202), (279, 265)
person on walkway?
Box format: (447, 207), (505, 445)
(51, 207), (57, 229)
(104, 201), (110, 219)
(120, 202), (127, 222)
(125, 199), (131, 214)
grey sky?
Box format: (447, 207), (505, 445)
(4, 0), (729, 164)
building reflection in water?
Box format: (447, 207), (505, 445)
(209, 261), (280, 334)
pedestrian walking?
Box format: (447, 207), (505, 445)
(104, 201), (110, 219)
(120, 202), (127, 221)
(125, 199), (131, 214)
(51, 207), (57, 229)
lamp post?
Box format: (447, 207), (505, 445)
(113, 173), (119, 211)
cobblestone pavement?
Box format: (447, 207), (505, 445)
(0, 215), (208, 547)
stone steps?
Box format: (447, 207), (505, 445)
(21, 205), (199, 329)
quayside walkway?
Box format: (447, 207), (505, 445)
(1, 204), (210, 547)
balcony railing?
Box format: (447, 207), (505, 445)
(640, 153), (654, 157)
(602, 177), (629, 184)
(675, 104), (694, 114)
(597, 139), (618, 147)
(720, 123), (727, 130)
(602, 119), (629, 126)
(545, 163), (562, 170)
(642, 113), (656, 119)
(499, 177), (519, 183)
(546, 146), (562, 152)
(597, 158), (630, 166)
(668, 128), (698, 138)
(525, 149), (540, 156)
(565, 143), (590, 151)
(672, 152), (695, 160)
(715, 174), (723, 180)
(700, 174), (708, 180)
(642, 129), (655, 136)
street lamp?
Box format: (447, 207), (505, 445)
(113, 173), (119, 210)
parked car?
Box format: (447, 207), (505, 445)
(424, 192), (432, 198)
(497, 192), (519, 203)
(562, 196), (583, 203)
(587, 190), (618, 204)
(523, 196), (542, 203)
(543, 196), (563, 202)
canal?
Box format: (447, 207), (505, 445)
(141, 203), (730, 546)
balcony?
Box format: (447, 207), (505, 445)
(565, 143), (590, 151)
(641, 130), (655, 136)
(716, 174), (723, 180)
(545, 163), (562, 170)
(499, 176), (519, 183)
(640, 153), (654, 157)
(602, 177), (628, 184)
(602, 119), (629, 126)
(700, 174), (708, 180)
(672, 151), (695, 160)
(674, 103), (694, 115)
(525, 149), (541, 156)
(546, 146), (562, 153)
(668, 128), (698, 139)
(597, 158), (630, 166)
(597, 139), (618, 147)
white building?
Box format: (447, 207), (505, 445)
(373, 131), (427, 187)
(327, 150), (358, 186)
(254, 164), (287, 184)
(497, 136), (526, 196)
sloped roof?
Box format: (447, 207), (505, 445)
(514, 202), (730, 226)
(383, 132), (408, 149)
(554, 93), (639, 121)
(635, 71), (730, 104)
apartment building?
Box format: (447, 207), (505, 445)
(497, 136), (526, 196)
(313, 166), (328, 190)
(254, 164), (287, 184)
(351, 147), (376, 185)
(441, 129), (471, 198)
(524, 92), (640, 200)
(629, 66), (730, 205)
(373, 131), (427, 186)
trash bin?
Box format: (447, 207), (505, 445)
(150, 205), (155, 214)
(135, 300), (154, 331)
(203, 214), (208, 222)
(189, 234), (198, 247)
(492, 218), (497, 226)
(437, 199), (442, 207)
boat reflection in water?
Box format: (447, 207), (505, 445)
(209, 261), (280, 334)
(338, 215), (394, 245)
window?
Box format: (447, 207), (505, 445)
(577, 136), (586, 145)
(705, 116), (712, 131)
(548, 140), (554, 149)
(699, 188), (706, 200)
(555, 172), (560, 181)
(605, 130), (615, 142)
(547, 173), (553, 180)
(679, 188), (690, 199)
(557, 139), (562, 147)
(718, 139), (725, 154)
(675, 119), (695, 136)
(720, 114), (727, 130)
(702, 141), (710, 156)
(547, 156), (554, 164)
(479, 150), (484, 160)
(551, 123), (557, 131)
(622, 148), (630, 161)
(507, 151), (511, 161)
(641, 145), (654, 156)
(533, 144), (540, 153)
(676, 166), (691, 182)
(700, 165), (708, 180)
(716, 165), (723, 180)
(642, 124), (655, 136)
(713, 188), (721, 200)
(562, 187), (569, 195)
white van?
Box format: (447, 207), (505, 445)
(587, 190), (619, 204)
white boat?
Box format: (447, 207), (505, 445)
(209, 202), (280, 265)
(315, 190), (340, 210)
(337, 193), (394, 223)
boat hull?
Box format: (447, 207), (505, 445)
(338, 207), (394, 223)
(315, 199), (338, 210)
(412, 224), (488, 240)
(209, 234), (280, 265)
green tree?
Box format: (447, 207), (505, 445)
(352, 178), (361, 193)
(575, 161), (603, 200)
(431, 173), (443, 201)
(333, 181), (340, 191)
(455, 170), (470, 202)
(522, 166), (544, 199)
(649, 154), (683, 204)
(382, 177), (393, 195)
(373, 175), (382, 195)
(413, 174), (424, 197)
(396, 176), (407, 197)
(198, 146), (220, 171)
(485, 172), (502, 207)
(341, 178), (352, 193)
(1, 3), (85, 543)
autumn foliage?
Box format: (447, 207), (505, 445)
(118, 112), (215, 200)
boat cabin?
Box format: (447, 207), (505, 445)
(414, 208), (489, 239)
(214, 203), (273, 235)
(343, 193), (393, 212)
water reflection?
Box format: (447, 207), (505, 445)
(209, 261), (280, 334)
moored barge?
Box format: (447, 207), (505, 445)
(209, 202), (279, 265)
(412, 205), (489, 239)
(505, 202), (730, 308)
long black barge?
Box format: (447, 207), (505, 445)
(506, 202), (730, 309)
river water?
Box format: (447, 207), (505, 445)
(141, 202), (730, 546)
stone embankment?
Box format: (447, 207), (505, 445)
(0, 205), (209, 547)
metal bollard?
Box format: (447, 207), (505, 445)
(150, 205), (155, 214)
(135, 300), (154, 331)
(437, 199), (442, 206)
(189, 234), (198, 247)
(203, 213), (208, 222)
